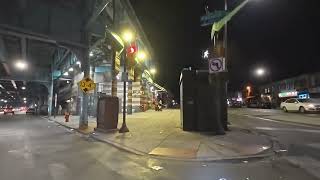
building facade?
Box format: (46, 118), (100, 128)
(258, 72), (320, 106)
(53, 0), (167, 116)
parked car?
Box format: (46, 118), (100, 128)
(246, 96), (271, 109)
(228, 99), (243, 108)
(26, 108), (36, 115)
(280, 98), (320, 113)
(4, 107), (14, 115)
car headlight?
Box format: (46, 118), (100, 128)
(308, 104), (315, 108)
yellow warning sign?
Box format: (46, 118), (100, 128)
(79, 77), (96, 93)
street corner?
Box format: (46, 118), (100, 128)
(77, 126), (95, 135)
(195, 129), (274, 161)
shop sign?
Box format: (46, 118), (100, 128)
(278, 91), (298, 98)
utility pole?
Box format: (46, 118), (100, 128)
(224, 0), (228, 68)
(223, 0), (229, 130)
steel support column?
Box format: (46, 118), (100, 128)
(48, 63), (54, 117)
(48, 80), (54, 116)
(0, 35), (10, 74)
(80, 48), (90, 129)
(91, 66), (97, 117)
(21, 37), (27, 60)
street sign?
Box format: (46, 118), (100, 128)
(79, 77), (96, 94)
(208, 57), (225, 74)
(200, 10), (227, 27)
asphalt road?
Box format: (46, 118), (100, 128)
(229, 108), (320, 152)
(0, 113), (319, 180)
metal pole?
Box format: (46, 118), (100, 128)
(224, 0), (228, 67)
(127, 81), (132, 114)
(223, 0), (229, 130)
(48, 64), (54, 117)
(119, 45), (129, 133)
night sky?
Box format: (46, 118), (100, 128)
(130, 0), (320, 97)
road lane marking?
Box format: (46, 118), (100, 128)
(255, 127), (320, 133)
(0, 129), (25, 137)
(244, 115), (320, 129)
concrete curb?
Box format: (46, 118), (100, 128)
(91, 132), (276, 162)
(43, 116), (276, 162)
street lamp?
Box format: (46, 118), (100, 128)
(122, 30), (134, 43)
(150, 68), (156, 75)
(137, 51), (147, 62)
(119, 29), (135, 133)
(246, 86), (251, 97)
(21, 86), (26, 90)
(15, 60), (28, 70)
(255, 68), (265, 76)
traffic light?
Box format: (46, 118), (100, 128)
(126, 43), (137, 56)
(126, 42), (138, 66)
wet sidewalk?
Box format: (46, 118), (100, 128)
(49, 110), (273, 161)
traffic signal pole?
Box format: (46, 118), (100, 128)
(223, 0), (229, 130)
(119, 45), (129, 133)
(207, 0), (229, 133)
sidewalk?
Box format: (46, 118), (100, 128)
(49, 110), (273, 161)
(229, 108), (320, 126)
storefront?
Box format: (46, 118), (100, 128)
(297, 90), (310, 99)
(309, 87), (320, 98)
(278, 90), (298, 104)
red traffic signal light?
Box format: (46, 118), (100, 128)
(126, 43), (138, 55)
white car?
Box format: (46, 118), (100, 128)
(280, 98), (320, 113)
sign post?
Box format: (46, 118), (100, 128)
(208, 57), (228, 133)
